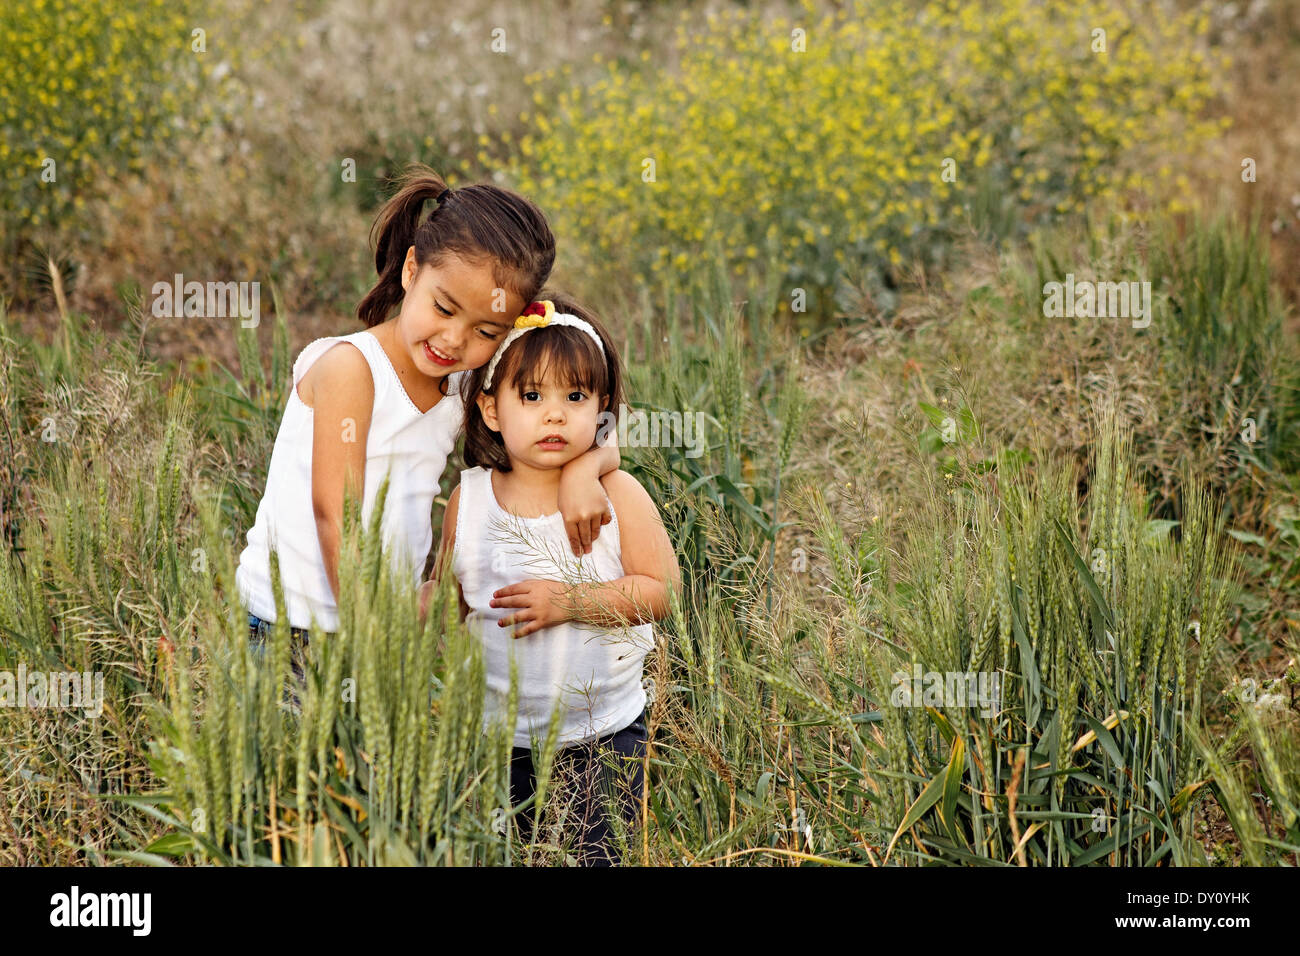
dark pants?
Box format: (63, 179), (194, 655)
(510, 710), (648, 867)
(247, 613), (312, 698)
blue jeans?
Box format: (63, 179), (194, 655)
(509, 709), (648, 867)
(247, 613), (312, 685)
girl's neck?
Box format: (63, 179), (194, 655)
(370, 319), (447, 405)
(492, 458), (564, 518)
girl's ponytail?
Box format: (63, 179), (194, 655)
(357, 169), (448, 328)
(357, 163), (555, 328)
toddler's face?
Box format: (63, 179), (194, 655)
(477, 367), (603, 471)
(398, 249), (524, 379)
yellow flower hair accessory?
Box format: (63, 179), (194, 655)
(483, 300), (605, 389)
(513, 299), (555, 328)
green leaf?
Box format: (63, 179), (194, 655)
(834, 674), (878, 705)
(885, 771), (947, 861)
(1054, 518), (1115, 628)
(941, 737), (967, 846)
(1226, 529), (1268, 548)
(1171, 781), (1207, 815)
(713, 475), (771, 532)
(926, 707), (957, 746)
(1082, 712), (1126, 770)
(1010, 594), (1042, 727)
(103, 849), (177, 867)
(144, 832), (195, 857)
(1143, 519), (1180, 542)
(918, 402), (946, 427)
(920, 835), (1014, 866)
(958, 406), (977, 437)
(1071, 823), (1153, 866)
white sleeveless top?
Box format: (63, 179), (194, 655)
(452, 466), (652, 748)
(236, 329), (467, 632)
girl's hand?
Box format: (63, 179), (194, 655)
(490, 580), (573, 638)
(558, 445), (618, 556)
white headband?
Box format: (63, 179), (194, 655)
(483, 300), (605, 389)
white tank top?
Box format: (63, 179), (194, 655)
(452, 465), (652, 747)
(236, 329), (467, 632)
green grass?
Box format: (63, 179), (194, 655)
(2, 207), (1298, 866)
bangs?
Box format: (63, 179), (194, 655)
(496, 325), (610, 399)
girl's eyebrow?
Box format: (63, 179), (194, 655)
(435, 285), (463, 311)
(437, 287), (507, 329)
(525, 384), (586, 393)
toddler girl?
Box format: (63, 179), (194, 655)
(436, 294), (680, 865)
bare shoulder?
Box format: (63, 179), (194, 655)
(297, 341), (373, 409)
(601, 468), (678, 585)
(599, 469), (658, 518)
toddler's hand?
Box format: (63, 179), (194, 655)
(490, 580), (573, 638)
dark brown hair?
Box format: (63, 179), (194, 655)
(356, 163), (556, 328)
(462, 292), (627, 472)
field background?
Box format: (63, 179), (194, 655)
(2, 0), (1300, 865)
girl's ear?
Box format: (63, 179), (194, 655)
(477, 392), (500, 433)
(400, 246), (419, 292)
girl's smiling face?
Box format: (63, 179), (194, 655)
(477, 367), (603, 471)
(398, 248), (524, 378)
